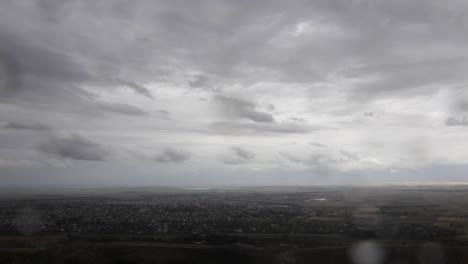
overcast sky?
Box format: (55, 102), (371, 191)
(1, 0), (468, 187)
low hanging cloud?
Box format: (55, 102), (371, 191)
(211, 95), (312, 134)
(280, 149), (361, 167)
(214, 95), (274, 123)
(155, 109), (171, 120)
(116, 80), (153, 99)
(290, 117), (306, 123)
(445, 116), (468, 126)
(38, 134), (109, 161)
(310, 142), (327, 148)
(157, 109), (169, 116)
(189, 74), (211, 89)
(0, 159), (42, 168)
(210, 121), (309, 135)
(280, 152), (327, 166)
(221, 146), (256, 165)
(337, 150), (360, 163)
(155, 148), (190, 163)
(4, 121), (50, 130)
(98, 102), (149, 116)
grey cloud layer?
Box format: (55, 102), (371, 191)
(0, 0), (467, 185)
(2, 0), (468, 90)
(1, 0), (467, 110)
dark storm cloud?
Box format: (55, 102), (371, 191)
(214, 95), (274, 123)
(98, 103), (149, 116)
(155, 148), (190, 163)
(0, 30), (90, 92)
(0, 32), (98, 113)
(0, 30), (91, 106)
(221, 146), (256, 165)
(38, 134), (109, 161)
(445, 116), (468, 126)
(0, 7), (153, 107)
(4, 121), (50, 131)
